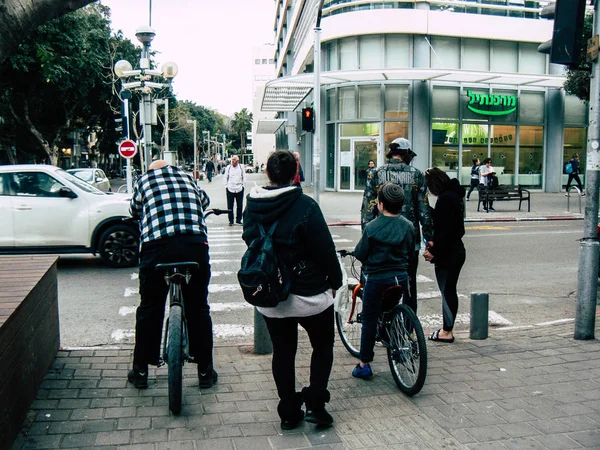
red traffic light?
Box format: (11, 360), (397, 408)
(302, 107), (314, 132)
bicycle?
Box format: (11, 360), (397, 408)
(335, 250), (427, 396)
(153, 208), (229, 415)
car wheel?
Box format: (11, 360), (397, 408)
(98, 224), (139, 268)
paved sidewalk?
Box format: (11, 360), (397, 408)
(11, 321), (600, 449)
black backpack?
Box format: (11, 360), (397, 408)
(237, 220), (292, 307)
(489, 174), (499, 187)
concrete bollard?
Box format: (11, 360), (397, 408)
(470, 292), (489, 340)
(253, 307), (273, 354)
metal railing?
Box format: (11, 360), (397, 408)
(566, 186), (583, 214)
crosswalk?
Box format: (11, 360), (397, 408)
(110, 223), (512, 345)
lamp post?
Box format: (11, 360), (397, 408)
(187, 119), (198, 182)
(313, 0), (325, 205)
(113, 26), (178, 173)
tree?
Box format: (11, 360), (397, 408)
(231, 108), (253, 151)
(564, 13), (594, 102)
(0, 0), (95, 65)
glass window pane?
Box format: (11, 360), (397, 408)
(327, 41), (338, 71)
(359, 86), (380, 119)
(326, 123), (335, 188)
(340, 138), (351, 190)
(462, 39), (490, 71)
(431, 37), (460, 69)
(490, 89), (518, 123)
(490, 125), (516, 184)
(563, 127), (587, 188)
(385, 35), (410, 69)
(564, 95), (588, 125)
(340, 38), (358, 70)
(339, 87), (356, 120)
(432, 122), (461, 178)
(327, 89), (336, 121)
(518, 125), (543, 188)
(384, 122), (409, 149)
(359, 36), (381, 69)
(491, 41), (518, 73)
(340, 123), (381, 137)
(519, 91), (545, 123)
(519, 43), (546, 74)
(384, 85), (409, 119)
(432, 87), (459, 121)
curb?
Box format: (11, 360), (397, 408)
(327, 215), (583, 226)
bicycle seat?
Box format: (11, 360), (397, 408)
(155, 262), (199, 272)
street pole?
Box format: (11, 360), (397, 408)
(312, 0), (324, 205)
(123, 97), (133, 194)
(575, 1), (600, 340)
(136, 27), (156, 172)
(193, 121), (197, 182)
(163, 99), (177, 166)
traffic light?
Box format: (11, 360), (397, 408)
(114, 117), (123, 134)
(301, 107), (314, 133)
(537, 0), (587, 67)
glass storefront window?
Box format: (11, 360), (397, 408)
(327, 89), (336, 121)
(491, 41), (518, 73)
(384, 122), (409, 149)
(519, 43), (546, 74)
(339, 87), (356, 120)
(518, 125), (543, 188)
(385, 35), (410, 69)
(340, 138), (351, 190)
(385, 85), (409, 119)
(490, 89), (518, 123)
(462, 39), (490, 71)
(327, 123), (336, 188)
(564, 95), (588, 125)
(432, 122), (461, 178)
(327, 41), (338, 71)
(359, 36), (381, 69)
(490, 125), (516, 184)
(359, 86), (380, 119)
(461, 123), (489, 184)
(340, 123), (381, 137)
(430, 36), (460, 69)
(563, 127), (587, 187)
(340, 37), (358, 70)
(519, 91), (545, 123)
(432, 87), (459, 121)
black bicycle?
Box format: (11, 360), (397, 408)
(155, 208), (229, 415)
(336, 250), (427, 396)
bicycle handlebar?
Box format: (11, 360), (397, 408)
(205, 208), (231, 217)
(338, 249), (354, 257)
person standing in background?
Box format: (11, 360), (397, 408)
(224, 155), (246, 226)
(293, 151), (305, 187)
(466, 157), (480, 201)
(565, 153), (585, 196)
(205, 159), (215, 183)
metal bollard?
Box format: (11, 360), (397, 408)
(470, 292), (489, 340)
(253, 307), (273, 354)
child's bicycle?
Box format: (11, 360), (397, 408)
(336, 250), (427, 396)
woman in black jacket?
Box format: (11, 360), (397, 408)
(242, 150), (343, 430)
(423, 168), (466, 343)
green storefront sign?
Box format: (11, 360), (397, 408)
(467, 90), (517, 116)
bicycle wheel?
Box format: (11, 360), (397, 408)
(386, 304), (427, 396)
(335, 289), (362, 358)
(167, 304), (184, 414)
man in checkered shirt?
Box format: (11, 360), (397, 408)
(127, 160), (218, 390)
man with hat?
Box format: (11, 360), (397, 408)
(360, 137), (434, 315)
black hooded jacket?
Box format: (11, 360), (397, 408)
(242, 185), (343, 296)
(429, 178), (466, 268)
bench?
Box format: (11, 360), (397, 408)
(477, 185), (531, 212)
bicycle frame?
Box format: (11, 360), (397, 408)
(160, 268), (193, 366)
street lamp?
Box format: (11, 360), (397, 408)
(187, 120), (197, 182)
(113, 26), (178, 173)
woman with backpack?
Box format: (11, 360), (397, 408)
(565, 153), (584, 196)
(466, 157), (480, 201)
(241, 150), (343, 430)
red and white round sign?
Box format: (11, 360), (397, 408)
(118, 140), (137, 159)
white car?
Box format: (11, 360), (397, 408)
(67, 168), (112, 193)
(0, 164), (139, 267)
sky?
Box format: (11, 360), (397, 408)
(100, 0), (275, 116)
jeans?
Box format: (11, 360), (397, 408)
(466, 178), (479, 199)
(226, 188), (244, 224)
(566, 173), (583, 192)
(434, 247), (466, 332)
(360, 273), (409, 363)
(133, 236), (213, 370)
(207, 171), (213, 182)
(262, 305), (334, 407)
(479, 184), (494, 209)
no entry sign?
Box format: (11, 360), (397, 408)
(118, 140), (137, 159)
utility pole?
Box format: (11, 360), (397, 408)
(312, 0), (325, 205)
(575, 1), (600, 340)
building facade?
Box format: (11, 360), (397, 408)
(260, 0), (589, 193)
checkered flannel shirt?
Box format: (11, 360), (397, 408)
(130, 165), (210, 245)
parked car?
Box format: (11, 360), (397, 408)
(0, 165), (139, 267)
(67, 168), (112, 193)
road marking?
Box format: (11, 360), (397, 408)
(111, 329), (134, 341)
(417, 275), (434, 283)
(210, 242), (247, 248)
(214, 324), (253, 339)
(536, 318), (574, 326)
(333, 239), (352, 243)
(212, 271), (234, 277)
(466, 230), (581, 238)
(208, 237), (244, 242)
(210, 303), (253, 312)
(488, 310), (513, 326)
(131, 273), (139, 280)
(124, 287), (138, 297)
(209, 284), (240, 293)
(211, 259), (241, 264)
(119, 306), (137, 316)
(419, 310), (512, 328)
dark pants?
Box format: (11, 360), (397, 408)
(262, 306), (334, 410)
(566, 173), (583, 191)
(207, 171), (213, 182)
(226, 188), (244, 224)
(479, 184), (493, 209)
(434, 248), (466, 332)
(406, 250), (419, 314)
(466, 178), (479, 199)
(133, 236), (213, 370)
(360, 273), (409, 363)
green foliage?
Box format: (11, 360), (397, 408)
(564, 13), (594, 102)
(231, 108), (253, 150)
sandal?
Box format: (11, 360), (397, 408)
(428, 329), (454, 343)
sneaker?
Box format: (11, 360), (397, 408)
(466, 197), (470, 201)
(235, 222), (243, 226)
(198, 365), (218, 389)
(352, 363), (373, 379)
(281, 410), (305, 430)
(228, 223), (234, 227)
(489, 207), (496, 211)
(565, 193), (569, 197)
(127, 367), (148, 389)
(305, 408), (333, 427)
(582, 192), (586, 196)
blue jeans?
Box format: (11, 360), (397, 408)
(360, 273), (409, 363)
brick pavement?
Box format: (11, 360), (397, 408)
(10, 321), (600, 449)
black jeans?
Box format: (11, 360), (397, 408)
(360, 273), (409, 363)
(434, 247), (466, 332)
(479, 184), (494, 209)
(207, 171), (213, 182)
(466, 178), (479, 199)
(226, 188), (244, 224)
(566, 173), (583, 191)
(262, 305), (334, 407)
(134, 236), (213, 370)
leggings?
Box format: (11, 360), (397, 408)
(434, 248), (466, 332)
